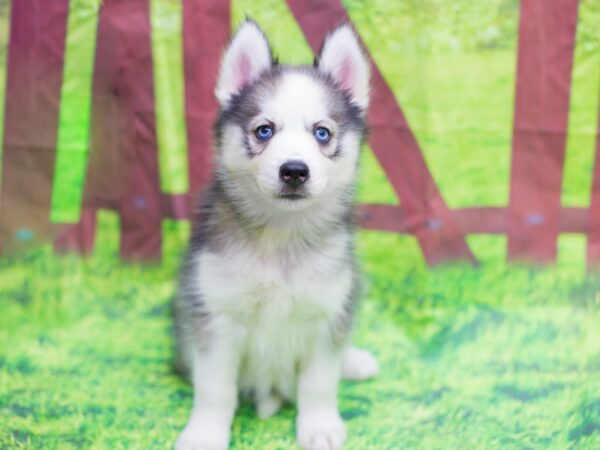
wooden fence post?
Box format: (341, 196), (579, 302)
(0, 0), (69, 254)
(507, 0), (579, 264)
(182, 0), (230, 213)
(587, 103), (600, 268)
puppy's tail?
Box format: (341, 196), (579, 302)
(342, 346), (379, 381)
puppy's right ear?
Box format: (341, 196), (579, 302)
(317, 24), (370, 112)
(215, 20), (273, 107)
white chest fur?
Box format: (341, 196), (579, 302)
(194, 232), (352, 399)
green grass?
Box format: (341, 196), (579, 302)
(0, 216), (599, 449)
(1, 0), (600, 448)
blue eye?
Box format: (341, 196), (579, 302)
(255, 125), (273, 141)
(314, 126), (331, 144)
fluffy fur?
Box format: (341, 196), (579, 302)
(173, 21), (378, 450)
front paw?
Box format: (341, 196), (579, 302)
(175, 419), (230, 450)
(297, 411), (346, 450)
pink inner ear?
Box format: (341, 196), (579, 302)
(337, 57), (356, 96)
(235, 52), (252, 92)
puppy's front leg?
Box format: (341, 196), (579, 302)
(176, 334), (240, 450)
(296, 343), (346, 450)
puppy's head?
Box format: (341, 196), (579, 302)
(214, 21), (370, 213)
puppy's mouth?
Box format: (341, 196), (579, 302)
(277, 192), (308, 201)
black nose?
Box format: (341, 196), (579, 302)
(279, 161), (310, 188)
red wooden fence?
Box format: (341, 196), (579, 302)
(0, 0), (69, 254)
(588, 104), (600, 266)
(55, 0), (229, 260)
(507, 0), (579, 264)
(0, 0), (596, 267)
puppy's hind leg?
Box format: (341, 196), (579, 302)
(256, 392), (283, 419)
(341, 346), (379, 381)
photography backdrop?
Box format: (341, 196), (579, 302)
(0, 0), (599, 449)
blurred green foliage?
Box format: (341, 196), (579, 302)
(0, 214), (599, 449)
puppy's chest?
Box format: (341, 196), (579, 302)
(197, 242), (352, 324)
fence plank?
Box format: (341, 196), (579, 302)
(360, 205), (588, 235)
(507, 0), (579, 263)
(587, 104), (600, 268)
(182, 0), (230, 213)
(0, 0), (69, 254)
(0, 0), (11, 191)
(109, 0), (163, 261)
(286, 0), (477, 266)
(55, 209), (96, 256)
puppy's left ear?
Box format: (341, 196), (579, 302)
(318, 24), (370, 111)
(215, 20), (273, 107)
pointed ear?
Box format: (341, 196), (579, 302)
(215, 20), (273, 106)
(318, 24), (370, 111)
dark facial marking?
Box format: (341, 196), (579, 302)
(214, 65), (366, 159)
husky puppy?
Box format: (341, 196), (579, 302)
(173, 20), (378, 450)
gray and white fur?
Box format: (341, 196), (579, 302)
(173, 21), (378, 450)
